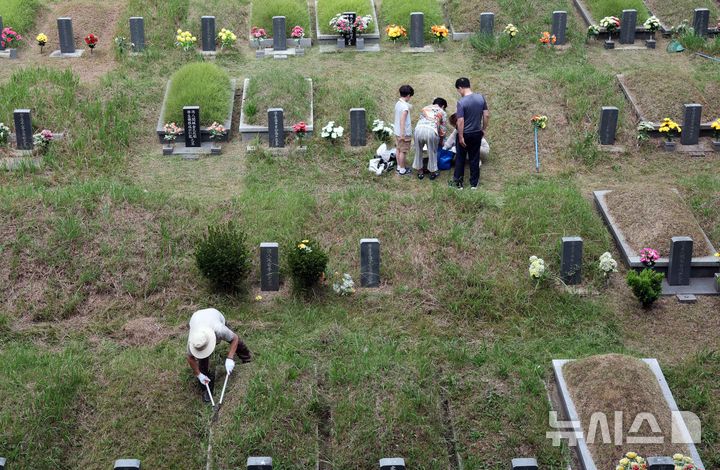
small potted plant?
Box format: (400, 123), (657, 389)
(330, 14), (352, 49)
(0, 122), (10, 147)
(217, 28), (237, 51)
(163, 122), (182, 154)
(643, 16), (661, 48)
(292, 121), (308, 150)
(385, 24), (407, 47)
(32, 129), (54, 153)
(250, 27), (267, 57)
(209, 122), (226, 154)
(539, 31), (556, 47)
(175, 30), (197, 52)
(36, 33), (48, 54)
(658, 117), (681, 151)
(431, 24), (449, 50)
(291, 25), (305, 54)
(711, 117), (720, 151)
(84, 33), (98, 54)
(600, 16), (620, 49)
(354, 15), (373, 50)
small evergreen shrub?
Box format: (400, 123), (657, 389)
(195, 221), (250, 292)
(287, 238), (328, 294)
(626, 268), (664, 308)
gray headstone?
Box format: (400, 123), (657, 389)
(560, 236), (583, 285)
(114, 459), (141, 469)
(480, 12), (495, 36)
(268, 108), (284, 148)
(668, 236), (693, 286)
(129, 17), (145, 52)
(260, 243), (280, 291)
(379, 457), (405, 470)
(273, 16), (287, 50)
(0, 17), (4, 51)
(681, 103), (702, 145)
(183, 106), (201, 147)
(247, 456), (273, 469)
(620, 10), (637, 44)
(201, 16), (216, 51)
(511, 458), (539, 470)
(693, 9), (710, 37)
(551, 11), (567, 44)
(599, 106), (619, 145)
(57, 17), (76, 53)
(360, 238), (380, 287)
(410, 12), (424, 47)
(350, 108), (367, 146)
(13, 109), (33, 151)
(647, 456), (674, 470)
(0, 456), (5, 469)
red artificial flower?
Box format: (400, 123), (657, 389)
(84, 33), (98, 47)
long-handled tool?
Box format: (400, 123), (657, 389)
(218, 372), (230, 405)
(204, 382), (216, 407)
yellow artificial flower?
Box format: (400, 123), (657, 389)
(302, 239), (309, 243)
(620, 458), (630, 465)
(298, 243), (307, 249)
(36, 33), (48, 43)
(616, 466), (624, 470)
(711, 118), (720, 130)
(714, 252), (720, 257)
(626, 452), (637, 459)
(255, 295), (262, 301)
(177, 29), (182, 34)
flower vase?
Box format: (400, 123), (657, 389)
(295, 45), (305, 56)
(645, 31), (656, 48)
(604, 34), (615, 49)
(163, 142), (175, 155)
(712, 140), (720, 152)
(356, 37), (365, 50)
(663, 140), (676, 151)
(211, 141), (222, 155)
(336, 38), (346, 49)
(715, 273), (720, 293)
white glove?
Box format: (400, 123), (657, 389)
(197, 373), (210, 385)
(225, 358), (235, 374)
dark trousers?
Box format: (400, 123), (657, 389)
(199, 337), (251, 392)
(453, 131), (483, 187)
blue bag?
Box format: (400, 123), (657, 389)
(437, 148), (454, 171)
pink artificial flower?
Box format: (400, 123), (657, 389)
(291, 26), (304, 38)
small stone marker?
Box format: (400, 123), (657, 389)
(511, 457), (539, 470)
(114, 459), (141, 470)
(479, 12), (495, 36)
(599, 106), (619, 145)
(676, 294), (697, 304)
(247, 456), (273, 469)
(410, 12), (424, 48)
(268, 108), (284, 148)
(668, 236), (693, 286)
(560, 236), (583, 285)
(693, 9), (710, 37)
(646, 456), (675, 470)
(13, 109), (33, 151)
(715, 273), (720, 293)
(551, 11), (567, 45)
(260, 243), (280, 291)
(0, 456), (5, 470)
(201, 16), (216, 52)
(680, 104), (702, 145)
(620, 10), (637, 44)
(360, 238), (381, 287)
(129, 17), (145, 52)
(57, 17), (76, 53)
(350, 108), (367, 146)
(379, 457), (405, 470)
(183, 106), (201, 148)
(273, 16), (287, 50)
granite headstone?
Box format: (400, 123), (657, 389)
(268, 108), (284, 148)
(561, 236), (583, 285)
(681, 104), (702, 145)
(201, 16), (216, 52)
(114, 459), (141, 470)
(511, 458), (539, 470)
(247, 456), (273, 470)
(273, 16), (287, 50)
(693, 9), (710, 37)
(344, 11), (357, 46)
(260, 243), (280, 291)
(379, 457), (405, 470)
(552, 11), (567, 45)
(480, 12), (495, 36)
(129, 17), (145, 52)
(350, 108), (367, 146)
(620, 10), (637, 44)
(58, 17), (76, 53)
(360, 238), (380, 287)
(599, 106), (619, 145)
(183, 106), (201, 147)
(13, 109), (33, 151)
(410, 12), (424, 47)
(646, 456), (675, 470)
(668, 236), (693, 286)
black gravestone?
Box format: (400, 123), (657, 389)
(552, 11), (567, 45)
(668, 236), (693, 286)
(129, 17), (145, 52)
(343, 12), (357, 46)
(183, 106), (201, 147)
(681, 103), (702, 145)
(0, 17), (4, 51)
(260, 243), (280, 291)
(647, 456), (675, 470)
(360, 238), (380, 287)
(268, 108), (284, 148)
(114, 459), (141, 469)
(599, 106), (619, 145)
(480, 12), (495, 36)
(693, 9), (710, 37)
(201, 16), (216, 52)
(620, 10), (637, 44)
(561, 236), (583, 285)
(272, 16), (287, 50)
(57, 17), (76, 53)
(510, 457), (539, 470)
(379, 457), (405, 470)
(410, 12), (424, 47)
(13, 109), (33, 151)
(350, 108), (367, 146)
(247, 456), (273, 470)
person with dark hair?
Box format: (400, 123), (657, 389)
(451, 77), (489, 189)
(412, 97), (448, 180)
(393, 85), (415, 176)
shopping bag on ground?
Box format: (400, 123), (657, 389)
(437, 148), (454, 170)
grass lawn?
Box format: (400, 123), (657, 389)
(164, 62), (233, 126)
(447, 0), (504, 32)
(316, 0), (379, 35)
(583, 0), (650, 23)
(643, 0), (720, 27)
(1, 0), (42, 36)
(250, 0), (311, 38)
(242, 69), (311, 126)
(380, 0), (445, 39)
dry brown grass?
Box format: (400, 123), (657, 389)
(447, 0), (504, 33)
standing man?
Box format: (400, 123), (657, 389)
(186, 307), (252, 402)
(451, 77), (489, 190)
(393, 84), (414, 176)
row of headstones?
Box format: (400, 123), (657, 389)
(599, 103), (706, 146)
(266, 108), (368, 148)
(603, 8), (714, 47)
(561, 236), (696, 286)
(476, 11), (569, 45)
(260, 239), (380, 290)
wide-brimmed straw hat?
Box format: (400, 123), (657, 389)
(188, 327), (216, 359)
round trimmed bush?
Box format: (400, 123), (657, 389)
(165, 63), (232, 127)
(287, 238), (328, 294)
(195, 221), (251, 292)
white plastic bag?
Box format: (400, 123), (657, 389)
(368, 158), (384, 175)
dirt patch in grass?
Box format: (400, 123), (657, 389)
(605, 187), (715, 256)
(118, 316), (184, 347)
(564, 354), (690, 470)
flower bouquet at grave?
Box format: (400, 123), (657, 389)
(332, 272), (355, 296)
(292, 121), (307, 146)
(600, 16), (620, 40)
(711, 118), (720, 141)
(163, 122), (182, 143)
(330, 14), (353, 36)
(531, 115), (548, 129)
(504, 23), (519, 39)
(321, 121), (343, 143)
(636, 120), (655, 145)
(673, 453), (697, 470)
(1, 27), (22, 49)
(643, 16), (661, 34)
(32, 130), (53, 152)
(615, 452), (647, 470)
(539, 31), (556, 46)
(0, 123), (10, 146)
(530, 115), (547, 171)
(372, 119), (393, 142)
(291, 26), (305, 47)
(353, 15), (373, 36)
(250, 27), (267, 48)
(217, 28), (237, 50)
(114, 36), (132, 55)
(175, 30), (197, 52)
(84, 33), (98, 54)
(385, 24), (407, 44)
(587, 24), (600, 40)
(639, 247), (659, 267)
(36, 33), (48, 53)
(528, 255), (546, 286)
(209, 122), (226, 141)
(598, 252), (618, 282)
(431, 24), (449, 45)
(658, 117), (681, 142)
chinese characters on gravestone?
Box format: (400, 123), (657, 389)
(360, 238), (380, 287)
(183, 106), (201, 147)
(599, 107), (619, 145)
(201, 16), (216, 52)
(268, 108), (284, 148)
(560, 236), (583, 285)
(260, 243), (280, 291)
(13, 109), (33, 151)
(668, 236), (693, 286)
(681, 104), (702, 145)
(129, 17), (145, 52)
(350, 108), (366, 146)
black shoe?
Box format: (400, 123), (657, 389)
(429, 172), (439, 180)
(417, 171), (425, 180)
(240, 354), (253, 364)
(202, 388), (212, 403)
(450, 180), (464, 190)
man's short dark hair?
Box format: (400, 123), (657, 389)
(449, 113), (457, 127)
(455, 77), (470, 89)
(432, 97), (448, 109)
(399, 85), (415, 97)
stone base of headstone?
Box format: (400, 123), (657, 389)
(676, 293), (698, 303)
(211, 143), (222, 155)
(272, 54), (288, 60)
(357, 38), (365, 50)
(0, 49), (18, 59)
(295, 46), (305, 56)
(661, 277), (720, 296)
(164, 141), (216, 158)
(401, 45), (435, 53)
(604, 40), (615, 49)
(645, 39), (656, 49)
(199, 50), (217, 58)
(257, 48), (299, 59)
(663, 141), (676, 151)
(255, 49), (265, 58)
(336, 38), (346, 49)
(712, 141), (720, 152)
(162, 144), (174, 155)
(49, 49), (84, 58)
(320, 43), (380, 53)
(598, 144), (626, 153)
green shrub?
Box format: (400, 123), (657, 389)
(195, 221), (251, 292)
(287, 238), (329, 294)
(3, 0), (42, 36)
(583, 0), (649, 23)
(164, 63), (232, 127)
(317, 0), (377, 35)
(250, 0), (311, 37)
(380, 0), (444, 40)
(626, 268), (664, 308)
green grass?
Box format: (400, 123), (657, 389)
(1, 0), (42, 36)
(380, 0), (444, 39)
(250, 0), (311, 38)
(164, 62), (232, 126)
(583, 0), (650, 23)
(316, 0), (378, 35)
(243, 67), (311, 126)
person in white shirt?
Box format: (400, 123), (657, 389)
(393, 84), (414, 175)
